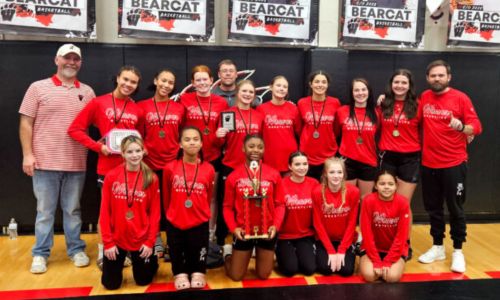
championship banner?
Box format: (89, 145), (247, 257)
(228, 0), (319, 46)
(0, 0), (95, 38)
(448, 0), (500, 47)
(118, 0), (214, 42)
(340, 0), (425, 47)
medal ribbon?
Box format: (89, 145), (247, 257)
(195, 94), (212, 130)
(124, 165), (142, 209)
(353, 109), (368, 138)
(111, 93), (129, 126)
(182, 160), (199, 200)
(236, 107), (252, 135)
(310, 97), (326, 131)
(393, 101), (405, 130)
(153, 97), (171, 129)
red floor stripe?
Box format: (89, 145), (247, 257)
(315, 275), (365, 284)
(242, 277), (308, 288)
(145, 282), (211, 293)
(400, 272), (469, 282)
(485, 271), (500, 279)
(0, 287), (92, 300)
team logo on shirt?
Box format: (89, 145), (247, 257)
(343, 117), (376, 131)
(285, 194), (312, 209)
(265, 115), (293, 128)
(304, 112), (334, 124)
(423, 104), (452, 120)
(373, 212), (399, 228)
(186, 106), (218, 120)
(111, 181), (145, 202)
(322, 205), (351, 217)
(105, 108), (138, 124)
(172, 175), (206, 193)
(145, 112), (181, 125)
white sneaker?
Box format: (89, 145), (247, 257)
(30, 256), (47, 274)
(418, 245), (446, 264)
(450, 250), (466, 273)
(71, 252), (90, 267)
(222, 244), (232, 258)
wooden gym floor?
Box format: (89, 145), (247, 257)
(1, 224), (499, 299)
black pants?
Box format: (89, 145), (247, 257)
(101, 247), (158, 290)
(166, 221), (209, 275)
(422, 163), (467, 249)
(315, 241), (356, 277)
(216, 165), (233, 245)
(276, 236), (317, 276)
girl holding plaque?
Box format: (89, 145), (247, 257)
(335, 78), (379, 200)
(359, 170), (410, 283)
(138, 69), (185, 257)
(163, 126), (215, 290)
(297, 71), (341, 181)
(277, 152), (335, 276)
(223, 134), (285, 281)
(257, 76), (302, 174)
(215, 80), (264, 245)
(69, 66), (144, 268)
(100, 136), (160, 290)
(313, 157), (360, 277)
(180, 65), (228, 245)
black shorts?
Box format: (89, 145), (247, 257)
(344, 157), (377, 181)
(379, 151), (420, 183)
(209, 156), (223, 173)
(232, 235), (278, 251)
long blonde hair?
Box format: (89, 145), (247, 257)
(120, 135), (154, 189)
(320, 157), (347, 213)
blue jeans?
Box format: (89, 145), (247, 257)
(32, 170), (86, 258)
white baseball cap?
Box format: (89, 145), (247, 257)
(56, 44), (81, 58)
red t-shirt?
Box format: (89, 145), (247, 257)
(180, 92), (228, 162)
(298, 96), (341, 166)
(100, 164), (160, 251)
(162, 159), (215, 230)
(220, 107), (264, 169)
(256, 101), (301, 172)
(312, 183), (360, 254)
(420, 88), (482, 168)
(68, 93), (143, 176)
(360, 192), (410, 268)
(378, 100), (421, 153)
(336, 106), (379, 167)
(223, 163), (285, 233)
(138, 98), (185, 170)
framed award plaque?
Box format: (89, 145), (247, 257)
(221, 111), (236, 132)
(105, 129), (142, 154)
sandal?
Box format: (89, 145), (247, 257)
(190, 272), (206, 289)
(174, 273), (190, 290)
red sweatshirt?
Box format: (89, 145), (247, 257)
(378, 101), (421, 153)
(336, 106), (379, 167)
(138, 98), (185, 170)
(223, 163), (285, 233)
(312, 183), (360, 254)
(220, 107), (264, 169)
(100, 164), (160, 251)
(162, 159), (215, 230)
(180, 92), (228, 162)
(256, 101), (301, 172)
(68, 93), (143, 176)
(279, 176), (335, 254)
(298, 96), (341, 166)
(360, 192), (410, 268)
(420, 88), (482, 168)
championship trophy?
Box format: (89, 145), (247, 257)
(104, 128), (141, 154)
(243, 161), (269, 239)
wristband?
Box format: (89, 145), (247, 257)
(460, 124), (466, 132)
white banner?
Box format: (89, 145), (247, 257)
(341, 0), (423, 45)
(448, 0), (500, 45)
(228, 0), (318, 45)
(120, 0), (208, 36)
(0, 0), (90, 33)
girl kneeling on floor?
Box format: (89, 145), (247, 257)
(100, 135), (160, 290)
(359, 170), (410, 282)
(163, 126), (215, 290)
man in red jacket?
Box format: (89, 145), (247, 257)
(417, 60), (482, 273)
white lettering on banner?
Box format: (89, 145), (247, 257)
(4, 0), (78, 7)
(130, 0), (200, 13)
(351, 7), (412, 22)
(239, 2), (304, 18)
